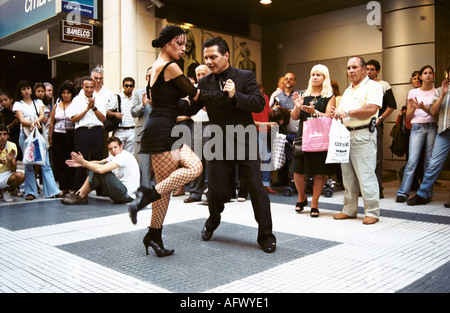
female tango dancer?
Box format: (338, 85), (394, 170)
(128, 25), (223, 257)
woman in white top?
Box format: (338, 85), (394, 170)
(13, 80), (62, 200)
(49, 81), (76, 195)
(396, 65), (438, 202)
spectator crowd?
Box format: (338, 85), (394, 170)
(0, 59), (448, 216)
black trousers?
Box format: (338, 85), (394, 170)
(52, 131), (75, 191)
(73, 127), (104, 190)
(205, 158), (275, 244)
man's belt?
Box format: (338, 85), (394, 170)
(346, 117), (377, 132)
(118, 126), (135, 130)
(77, 126), (102, 130)
(346, 124), (370, 131)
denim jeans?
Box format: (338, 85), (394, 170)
(397, 122), (437, 198)
(20, 131), (61, 198)
(417, 128), (450, 199)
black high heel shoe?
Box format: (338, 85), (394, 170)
(143, 227), (174, 257)
(128, 186), (161, 225)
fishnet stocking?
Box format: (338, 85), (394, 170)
(150, 144), (202, 229)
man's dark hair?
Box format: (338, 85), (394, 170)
(349, 56), (366, 68)
(83, 77), (95, 85)
(123, 77), (135, 86)
(106, 136), (123, 146)
(366, 59), (381, 71)
(204, 37), (230, 56)
(0, 124), (9, 134)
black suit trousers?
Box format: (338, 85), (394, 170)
(73, 127), (105, 189)
(206, 158), (275, 244)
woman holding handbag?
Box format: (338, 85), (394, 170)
(290, 65), (335, 217)
(13, 80), (62, 200)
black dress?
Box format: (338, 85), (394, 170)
(289, 95), (334, 176)
(140, 61), (224, 154)
(140, 62), (198, 154)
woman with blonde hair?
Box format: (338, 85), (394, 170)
(290, 64), (335, 217)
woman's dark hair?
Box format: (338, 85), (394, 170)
(331, 80), (341, 97)
(14, 80), (36, 102)
(58, 81), (77, 101)
(203, 37), (230, 56)
(419, 65), (434, 76)
(269, 107), (291, 134)
(34, 82), (45, 92)
(0, 91), (12, 100)
(152, 25), (185, 48)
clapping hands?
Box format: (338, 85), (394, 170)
(0, 149), (16, 165)
(65, 152), (85, 168)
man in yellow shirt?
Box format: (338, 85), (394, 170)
(0, 125), (25, 202)
(331, 57), (383, 225)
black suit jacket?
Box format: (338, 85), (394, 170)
(184, 66), (265, 160)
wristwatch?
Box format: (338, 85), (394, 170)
(379, 116), (384, 123)
(92, 106), (98, 112)
(345, 109), (351, 118)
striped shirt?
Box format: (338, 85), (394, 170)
(432, 88), (450, 134)
(107, 92), (136, 128)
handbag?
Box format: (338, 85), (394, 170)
(292, 136), (303, 157)
(272, 133), (286, 170)
(104, 94), (122, 132)
(23, 128), (47, 166)
(302, 117), (332, 152)
(326, 119), (350, 164)
(389, 115), (407, 157)
(22, 100), (40, 137)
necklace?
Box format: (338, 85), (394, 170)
(310, 95), (321, 106)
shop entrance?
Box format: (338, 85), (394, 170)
(0, 49), (51, 97)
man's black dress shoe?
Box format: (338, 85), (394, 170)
(201, 227), (214, 241)
(184, 197), (201, 203)
(260, 241), (276, 253)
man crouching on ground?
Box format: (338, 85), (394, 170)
(0, 124), (25, 202)
(62, 136), (140, 205)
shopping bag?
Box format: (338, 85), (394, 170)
(326, 119), (350, 164)
(23, 128), (47, 166)
(272, 133), (286, 170)
(302, 117), (332, 152)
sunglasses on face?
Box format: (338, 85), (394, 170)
(124, 84), (134, 88)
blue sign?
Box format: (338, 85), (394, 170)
(0, 0), (57, 39)
(62, 0), (96, 19)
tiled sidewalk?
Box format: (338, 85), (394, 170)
(0, 178), (449, 293)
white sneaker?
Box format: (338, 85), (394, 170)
(2, 190), (14, 202)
